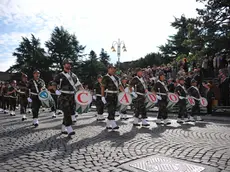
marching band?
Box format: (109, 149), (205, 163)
(0, 59), (208, 137)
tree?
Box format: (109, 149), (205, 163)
(79, 50), (106, 88)
(45, 26), (86, 71)
(7, 34), (52, 79)
(196, 0), (230, 53)
(99, 48), (110, 67)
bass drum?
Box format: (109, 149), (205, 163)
(117, 92), (132, 112)
(38, 90), (54, 108)
(145, 92), (157, 111)
(167, 93), (179, 109)
(75, 90), (92, 114)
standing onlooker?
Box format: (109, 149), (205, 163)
(206, 82), (215, 115)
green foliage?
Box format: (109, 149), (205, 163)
(7, 34), (52, 79)
(45, 26), (86, 70)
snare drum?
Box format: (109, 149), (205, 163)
(167, 93), (179, 109)
(38, 90), (54, 108)
(117, 92), (132, 111)
(186, 96), (195, 110)
(145, 92), (158, 110)
(75, 90), (92, 114)
(200, 97), (208, 107)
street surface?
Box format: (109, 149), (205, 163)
(0, 110), (230, 172)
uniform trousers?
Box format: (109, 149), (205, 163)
(191, 100), (200, 116)
(19, 95), (28, 114)
(96, 96), (104, 115)
(9, 97), (17, 111)
(133, 95), (147, 119)
(106, 93), (118, 120)
(59, 93), (75, 126)
(178, 99), (187, 118)
(31, 96), (41, 118)
(157, 98), (168, 120)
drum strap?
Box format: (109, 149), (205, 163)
(135, 76), (147, 90)
(157, 80), (168, 92)
(106, 74), (119, 88)
(33, 80), (39, 93)
(62, 72), (77, 92)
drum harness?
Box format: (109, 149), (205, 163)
(156, 80), (168, 96)
(104, 74), (119, 95)
(134, 76), (147, 96)
(61, 72), (79, 94)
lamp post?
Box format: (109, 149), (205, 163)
(111, 38), (127, 68)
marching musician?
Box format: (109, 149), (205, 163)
(53, 58), (83, 136)
(93, 75), (105, 121)
(154, 71), (171, 125)
(129, 68), (150, 127)
(18, 73), (29, 121)
(48, 80), (57, 118)
(174, 77), (189, 123)
(7, 80), (17, 116)
(101, 64), (124, 130)
(27, 70), (46, 127)
(2, 82), (10, 114)
(187, 79), (203, 122)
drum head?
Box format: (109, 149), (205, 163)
(200, 97), (208, 107)
(146, 92), (157, 103)
(187, 96), (195, 106)
(118, 92), (132, 106)
(168, 93), (179, 103)
(75, 90), (92, 106)
(39, 90), (49, 100)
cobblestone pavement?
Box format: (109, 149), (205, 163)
(0, 110), (230, 172)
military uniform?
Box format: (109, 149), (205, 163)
(53, 58), (81, 136)
(154, 72), (170, 125)
(8, 81), (17, 116)
(129, 74), (149, 126)
(101, 67), (121, 129)
(18, 79), (29, 120)
(174, 77), (188, 123)
(187, 79), (202, 121)
(93, 75), (105, 121)
(27, 73), (46, 126)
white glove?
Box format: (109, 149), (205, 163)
(131, 92), (138, 98)
(101, 97), (107, 104)
(27, 97), (32, 102)
(179, 96), (183, 99)
(93, 95), (96, 100)
(156, 95), (162, 100)
(55, 90), (61, 95)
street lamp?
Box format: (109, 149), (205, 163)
(111, 38), (127, 68)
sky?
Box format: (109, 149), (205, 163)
(0, 0), (204, 72)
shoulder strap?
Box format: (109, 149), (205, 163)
(33, 80), (39, 93)
(106, 74), (118, 88)
(62, 72), (77, 91)
(135, 76), (147, 89)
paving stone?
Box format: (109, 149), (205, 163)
(0, 111), (230, 171)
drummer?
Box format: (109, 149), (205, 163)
(187, 79), (203, 122)
(174, 77), (189, 123)
(129, 68), (150, 127)
(53, 58), (83, 136)
(93, 75), (105, 121)
(119, 75), (129, 120)
(27, 70), (46, 127)
(154, 71), (171, 125)
(101, 64), (124, 130)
